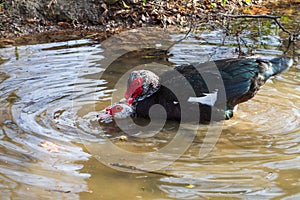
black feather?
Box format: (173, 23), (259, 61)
(132, 57), (293, 122)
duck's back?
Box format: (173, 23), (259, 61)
(214, 57), (292, 108)
(134, 57), (292, 122)
(161, 57), (292, 108)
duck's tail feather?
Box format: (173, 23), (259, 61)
(268, 57), (293, 76)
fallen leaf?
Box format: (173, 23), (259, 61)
(122, 0), (130, 9)
(185, 184), (195, 188)
(57, 22), (72, 28)
(243, 6), (270, 15)
(116, 135), (128, 141)
(26, 18), (38, 23)
(0, 39), (15, 45)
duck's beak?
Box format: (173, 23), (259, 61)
(97, 108), (113, 121)
(96, 112), (111, 119)
(125, 88), (133, 100)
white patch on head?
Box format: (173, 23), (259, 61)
(173, 101), (179, 105)
(142, 70), (159, 89)
(98, 101), (133, 122)
(187, 90), (218, 106)
(113, 103), (133, 119)
(131, 70), (159, 89)
(129, 70), (161, 103)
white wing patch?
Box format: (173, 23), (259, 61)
(187, 90), (218, 106)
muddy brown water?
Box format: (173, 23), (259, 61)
(0, 27), (299, 200)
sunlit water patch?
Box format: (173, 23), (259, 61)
(0, 39), (105, 199)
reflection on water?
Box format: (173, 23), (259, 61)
(0, 28), (299, 200)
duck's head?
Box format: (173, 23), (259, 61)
(125, 70), (160, 104)
(97, 102), (133, 122)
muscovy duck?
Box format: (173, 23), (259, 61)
(97, 101), (133, 123)
(123, 57), (293, 123)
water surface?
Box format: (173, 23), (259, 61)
(0, 27), (299, 200)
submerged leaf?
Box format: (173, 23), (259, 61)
(116, 135), (128, 141)
(185, 184), (195, 188)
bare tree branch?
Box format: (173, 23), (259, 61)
(218, 13), (299, 41)
(219, 14), (281, 19)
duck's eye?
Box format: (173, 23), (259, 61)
(134, 81), (139, 86)
(116, 106), (122, 110)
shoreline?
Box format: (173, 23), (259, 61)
(0, 0), (298, 47)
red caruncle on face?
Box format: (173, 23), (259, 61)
(125, 77), (143, 104)
(106, 104), (124, 116)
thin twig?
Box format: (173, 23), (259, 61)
(219, 14), (281, 19)
(240, 37), (251, 54)
(273, 18), (291, 35)
(236, 35), (242, 56)
(166, 24), (192, 52)
(47, 0), (57, 9)
(165, 12), (194, 52)
(219, 13), (299, 41)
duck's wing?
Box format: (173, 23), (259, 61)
(159, 64), (211, 101)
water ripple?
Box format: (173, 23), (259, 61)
(0, 35), (299, 200)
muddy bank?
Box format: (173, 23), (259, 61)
(0, 0), (299, 46)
